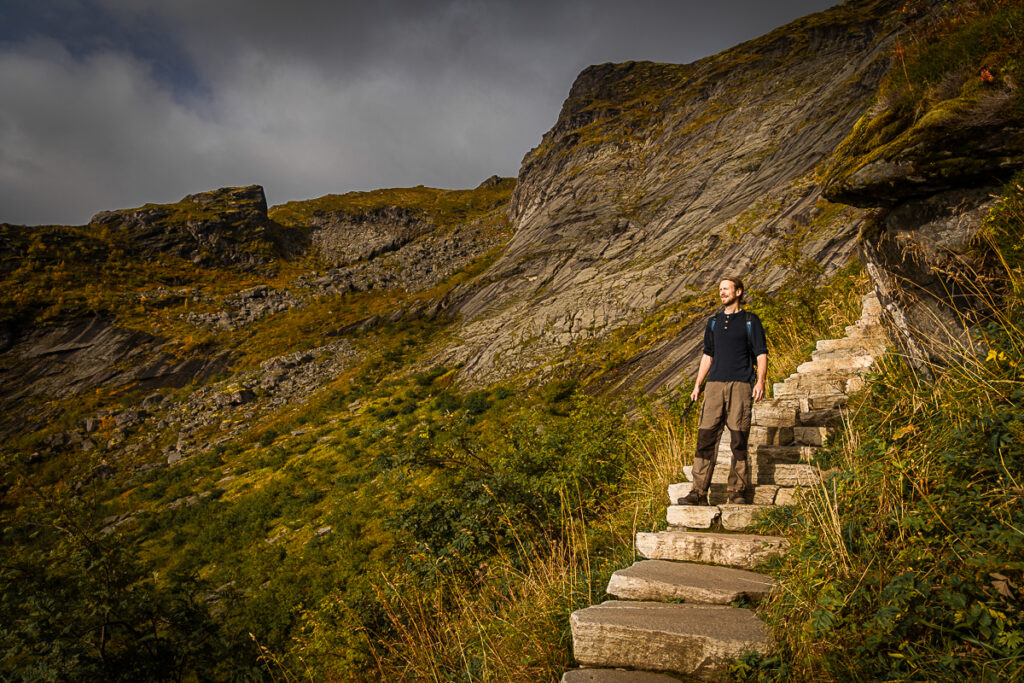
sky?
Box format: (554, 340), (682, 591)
(0, 0), (839, 226)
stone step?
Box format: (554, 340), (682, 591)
(774, 487), (800, 505)
(754, 443), (819, 462)
(760, 463), (822, 486)
(668, 482), (779, 506)
(792, 425), (831, 446)
(845, 322), (886, 339)
(666, 505), (719, 528)
(719, 504), (773, 530)
(561, 669), (684, 682)
(812, 344), (885, 362)
(774, 376), (849, 397)
(683, 458), (817, 486)
(751, 402), (798, 427)
(798, 407), (844, 426)
(796, 355), (875, 375)
(636, 530), (789, 569)
(606, 560), (775, 604)
(815, 336), (885, 354)
(570, 601), (770, 678)
(666, 504), (772, 530)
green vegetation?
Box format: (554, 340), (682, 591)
(739, 172), (1024, 681)
(0, 189), (872, 682)
(824, 0), (1024, 194)
(269, 179), (516, 233)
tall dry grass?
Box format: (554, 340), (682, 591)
(742, 177), (1024, 681)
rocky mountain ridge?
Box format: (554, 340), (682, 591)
(436, 0), (904, 388)
(6, 0), (1023, 464)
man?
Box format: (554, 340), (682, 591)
(682, 276), (768, 506)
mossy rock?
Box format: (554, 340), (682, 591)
(823, 91), (1024, 206)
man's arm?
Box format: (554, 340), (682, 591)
(752, 353), (767, 401)
(690, 354), (713, 402)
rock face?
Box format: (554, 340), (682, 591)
(437, 0), (904, 387)
(296, 215), (511, 296)
(89, 185), (303, 268)
(820, 10), (1024, 375)
(182, 285), (305, 330)
(309, 206), (431, 267)
(0, 317), (229, 439)
(855, 188), (998, 374)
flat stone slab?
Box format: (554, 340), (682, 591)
(751, 402), (798, 427)
(793, 426), (830, 446)
(774, 487), (799, 505)
(636, 530), (788, 569)
(797, 408), (843, 426)
(606, 560), (775, 604)
(802, 394), (848, 410)
(562, 669), (683, 682)
(774, 376), (848, 397)
(753, 444), (818, 463)
(719, 504), (772, 530)
(750, 425), (794, 445)
(762, 463), (821, 486)
(797, 356), (874, 375)
(570, 601), (770, 680)
(812, 343), (885, 361)
(666, 505), (719, 528)
(668, 482), (778, 506)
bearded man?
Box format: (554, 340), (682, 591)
(682, 277), (768, 506)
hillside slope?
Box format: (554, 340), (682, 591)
(5, 0), (1024, 679)
(438, 0), (904, 390)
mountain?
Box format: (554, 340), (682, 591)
(2, 0), (1022, 679)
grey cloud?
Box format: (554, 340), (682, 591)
(2, 0), (838, 225)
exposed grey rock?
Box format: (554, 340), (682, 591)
(719, 505), (772, 531)
(666, 505), (720, 528)
(636, 530), (788, 569)
(0, 317), (230, 442)
(89, 185), (303, 268)
(182, 285), (306, 330)
(570, 601), (770, 680)
(309, 205), (430, 266)
(434, 6), (903, 387)
(295, 212), (512, 298)
(858, 188), (998, 376)
(606, 560), (774, 604)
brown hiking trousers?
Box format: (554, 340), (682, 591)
(691, 381), (752, 494)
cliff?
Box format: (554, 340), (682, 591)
(3, 0), (1024, 678)
(437, 0), (905, 390)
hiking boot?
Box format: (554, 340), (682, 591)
(728, 492), (748, 505)
(681, 490), (709, 506)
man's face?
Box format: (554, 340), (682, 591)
(719, 279), (741, 306)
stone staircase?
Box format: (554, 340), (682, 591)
(563, 292), (887, 682)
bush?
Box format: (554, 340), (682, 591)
(463, 390), (491, 416)
(742, 173), (1024, 682)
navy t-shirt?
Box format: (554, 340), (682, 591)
(703, 310), (768, 383)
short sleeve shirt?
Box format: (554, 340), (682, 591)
(703, 309), (768, 383)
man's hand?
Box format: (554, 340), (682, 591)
(690, 384), (701, 403)
(752, 381), (765, 402)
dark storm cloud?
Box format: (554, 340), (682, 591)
(0, 0), (838, 225)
